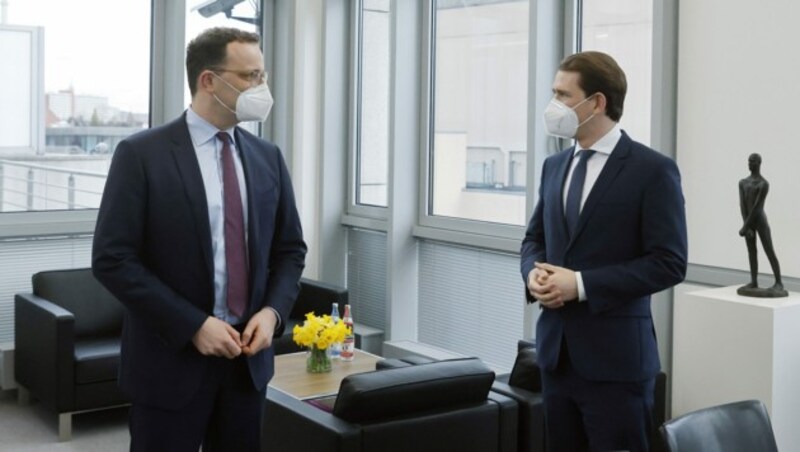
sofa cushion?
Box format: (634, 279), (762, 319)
(333, 358), (494, 423)
(508, 346), (541, 391)
(74, 337), (121, 384)
(33, 268), (123, 338)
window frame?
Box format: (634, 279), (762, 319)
(0, 25), (44, 156)
(0, 0), (277, 239)
(414, 0), (567, 252)
(345, 0), (390, 222)
(0, 1), (160, 238)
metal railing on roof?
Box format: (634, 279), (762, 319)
(0, 159), (108, 211)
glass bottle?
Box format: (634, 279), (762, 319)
(341, 304), (355, 361)
(329, 303), (341, 359)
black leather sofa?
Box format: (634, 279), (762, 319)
(273, 277), (349, 355)
(14, 268), (129, 440)
(13, 269), (345, 440)
(263, 357), (518, 452)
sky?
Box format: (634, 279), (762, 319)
(5, 0), (258, 114)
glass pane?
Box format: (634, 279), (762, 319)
(581, 0), (653, 144)
(430, 0), (529, 226)
(0, 1), (150, 213)
(185, 0), (261, 120)
(356, 0), (390, 207)
(0, 30), (32, 149)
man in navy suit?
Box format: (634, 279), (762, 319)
(521, 51), (687, 452)
(92, 27), (306, 451)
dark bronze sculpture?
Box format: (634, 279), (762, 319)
(737, 153), (788, 297)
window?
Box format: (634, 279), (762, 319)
(580, 0), (653, 144)
(429, 0), (529, 226)
(354, 0), (391, 208)
(0, 0), (150, 213)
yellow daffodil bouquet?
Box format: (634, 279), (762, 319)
(293, 312), (351, 351)
(293, 312), (351, 373)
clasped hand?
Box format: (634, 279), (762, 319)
(191, 308), (277, 359)
(527, 262), (579, 309)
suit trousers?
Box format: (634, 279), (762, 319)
(541, 340), (655, 452)
(129, 352), (266, 452)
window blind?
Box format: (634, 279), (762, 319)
(418, 240), (524, 370)
(346, 228), (388, 332)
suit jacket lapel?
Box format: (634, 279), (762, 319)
(568, 132), (632, 248)
(170, 114), (214, 285)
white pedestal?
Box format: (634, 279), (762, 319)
(672, 286), (800, 451)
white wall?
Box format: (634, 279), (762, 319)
(291, 0), (324, 280)
(677, 0), (800, 279)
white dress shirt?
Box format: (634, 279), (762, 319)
(563, 124), (622, 301)
(186, 107), (249, 324)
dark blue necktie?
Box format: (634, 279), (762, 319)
(565, 149), (595, 237)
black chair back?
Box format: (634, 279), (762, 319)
(660, 400), (778, 452)
(33, 268), (123, 338)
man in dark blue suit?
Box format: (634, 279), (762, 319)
(521, 51), (687, 452)
(92, 27), (306, 451)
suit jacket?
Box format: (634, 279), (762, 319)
(520, 131), (687, 382)
(92, 113), (306, 410)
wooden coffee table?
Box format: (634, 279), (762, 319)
(269, 349), (381, 400)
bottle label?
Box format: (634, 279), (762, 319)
(341, 337), (355, 360)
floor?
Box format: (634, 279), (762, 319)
(0, 389), (129, 451)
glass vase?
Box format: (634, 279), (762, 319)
(306, 345), (332, 373)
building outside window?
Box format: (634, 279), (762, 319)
(0, 0), (150, 212)
(429, 0), (529, 226)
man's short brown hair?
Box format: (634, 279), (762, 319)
(559, 51), (627, 122)
(186, 27), (260, 96)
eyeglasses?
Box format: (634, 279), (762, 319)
(210, 68), (268, 84)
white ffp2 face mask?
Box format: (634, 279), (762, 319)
(213, 74), (274, 122)
(543, 95), (596, 139)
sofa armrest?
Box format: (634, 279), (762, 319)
(492, 381), (546, 452)
(263, 389), (361, 452)
(488, 391), (519, 452)
(14, 293), (76, 412)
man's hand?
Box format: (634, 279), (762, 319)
(192, 316), (242, 359)
(531, 262), (579, 309)
(527, 266), (551, 299)
(241, 308), (278, 357)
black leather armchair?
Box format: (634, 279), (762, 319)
(14, 268), (129, 440)
(491, 341), (545, 452)
(273, 278), (349, 355)
(495, 340), (668, 452)
(263, 358), (518, 452)
(659, 399), (778, 452)
(381, 340), (667, 452)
